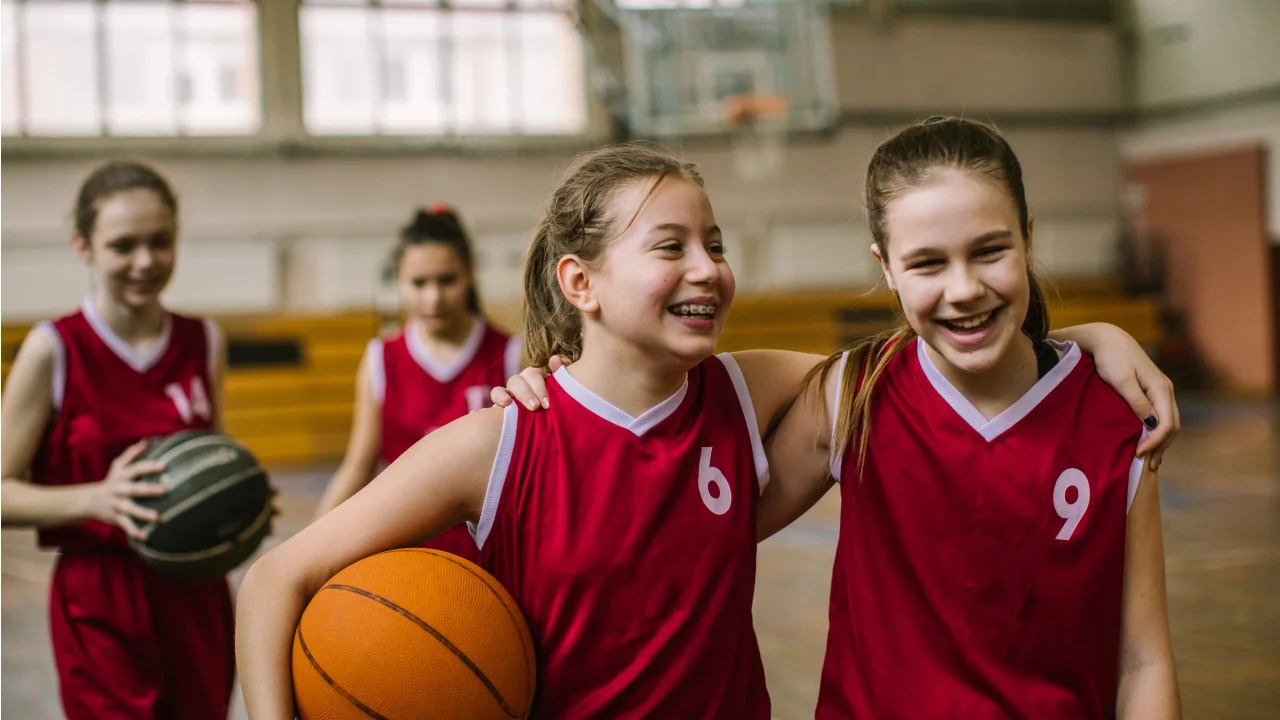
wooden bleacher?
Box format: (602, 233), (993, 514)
(1, 278), (1161, 468)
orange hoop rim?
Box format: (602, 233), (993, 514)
(723, 93), (790, 128)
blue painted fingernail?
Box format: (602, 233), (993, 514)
(1144, 415), (1158, 429)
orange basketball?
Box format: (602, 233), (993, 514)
(292, 548), (536, 720)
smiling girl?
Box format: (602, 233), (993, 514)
(781, 117), (1181, 718)
(1, 160), (236, 719)
(235, 143), (818, 719)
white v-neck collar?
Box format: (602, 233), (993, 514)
(553, 365), (688, 437)
(406, 317), (486, 383)
(81, 296), (172, 373)
(916, 337), (1081, 442)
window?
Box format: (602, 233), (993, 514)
(616, 0), (745, 8)
(299, 0), (587, 136)
(891, 0), (1111, 21)
(0, 0), (261, 137)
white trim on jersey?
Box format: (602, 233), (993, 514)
(552, 365), (688, 437)
(405, 316), (486, 383)
(716, 353), (771, 494)
(1127, 427), (1151, 513)
(473, 401), (519, 550)
(503, 337), (524, 381)
(81, 296), (173, 373)
(829, 350), (850, 483)
(917, 338), (1082, 442)
(365, 339), (386, 405)
(33, 322), (66, 412)
(203, 318), (221, 384)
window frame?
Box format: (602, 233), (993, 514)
(1, 0), (610, 159)
(2, 0), (267, 141)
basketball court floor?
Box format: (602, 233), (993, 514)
(3, 397), (1277, 719)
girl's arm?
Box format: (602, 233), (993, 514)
(236, 405), (501, 720)
(312, 351), (383, 519)
(498, 325), (1180, 465)
(727, 350), (823, 439)
(756, 363), (837, 541)
(724, 351), (834, 541)
(1051, 323), (1179, 469)
(1, 327), (165, 535)
(1117, 464), (1181, 718)
(490, 324), (1181, 532)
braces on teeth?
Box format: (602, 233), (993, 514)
(674, 305), (716, 316)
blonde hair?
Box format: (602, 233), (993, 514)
(522, 142), (703, 366)
(810, 117), (1048, 475)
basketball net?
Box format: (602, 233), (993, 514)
(724, 94), (789, 183)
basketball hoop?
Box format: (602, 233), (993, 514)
(723, 93), (790, 183)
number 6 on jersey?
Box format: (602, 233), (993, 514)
(1053, 468), (1090, 540)
(698, 447), (732, 515)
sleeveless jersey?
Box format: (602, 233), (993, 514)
(367, 318), (521, 558)
(475, 355), (771, 719)
(30, 299), (218, 552)
(817, 339), (1145, 719)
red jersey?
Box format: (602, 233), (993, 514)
(817, 339), (1145, 719)
(368, 318), (522, 558)
(475, 355), (770, 719)
(30, 299), (219, 552)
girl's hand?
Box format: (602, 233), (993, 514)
(490, 355), (565, 411)
(1072, 324), (1181, 470)
(85, 440), (167, 539)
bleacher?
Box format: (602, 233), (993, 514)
(1, 279), (1160, 467)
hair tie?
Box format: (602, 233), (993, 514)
(922, 115), (947, 125)
(429, 203), (451, 215)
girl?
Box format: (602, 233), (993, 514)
(237, 142), (827, 719)
(772, 117), (1180, 718)
(1, 160), (236, 719)
(312, 206), (523, 561)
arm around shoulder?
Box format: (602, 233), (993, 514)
(756, 355), (839, 542)
(726, 350), (824, 437)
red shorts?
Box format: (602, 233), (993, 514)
(49, 551), (235, 720)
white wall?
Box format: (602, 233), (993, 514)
(1, 13), (1126, 321)
(1121, 0), (1280, 238)
(835, 16), (1121, 113)
(1129, 0), (1280, 109)
(1120, 100), (1280, 239)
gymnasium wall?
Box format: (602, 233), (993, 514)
(1121, 0), (1280, 238)
(1126, 147), (1273, 393)
(1127, 0), (1280, 111)
(1117, 0), (1279, 393)
(1, 12), (1125, 321)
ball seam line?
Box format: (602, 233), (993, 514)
(322, 583), (523, 718)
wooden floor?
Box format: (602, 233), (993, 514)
(3, 397), (1277, 719)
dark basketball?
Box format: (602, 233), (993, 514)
(129, 430), (272, 581)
